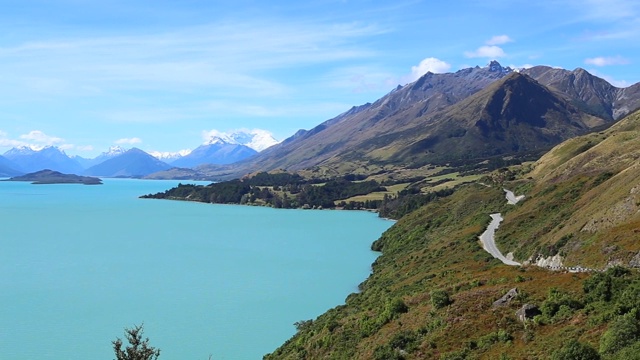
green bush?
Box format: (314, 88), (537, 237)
(550, 339), (600, 360)
(430, 289), (451, 309)
(600, 310), (640, 355)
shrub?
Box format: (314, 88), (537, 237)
(550, 339), (600, 360)
(600, 310), (640, 355)
(430, 289), (451, 309)
(386, 298), (409, 316)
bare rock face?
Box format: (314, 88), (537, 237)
(492, 288), (518, 308)
(516, 304), (541, 322)
(532, 254), (564, 268)
(629, 252), (640, 268)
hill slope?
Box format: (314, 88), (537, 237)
(494, 109), (640, 269)
(0, 155), (23, 176)
(265, 109), (640, 360)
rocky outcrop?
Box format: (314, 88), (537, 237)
(516, 304), (541, 322)
(492, 288), (518, 308)
(529, 254), (564, 268)
(630, 252), (640, 268)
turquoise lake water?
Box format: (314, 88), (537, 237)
(0, 179), (392, 359)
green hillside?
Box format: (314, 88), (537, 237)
(264, 110), (640, 360)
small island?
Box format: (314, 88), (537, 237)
(5, 169), (103, 185)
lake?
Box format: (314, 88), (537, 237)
(0, 179), (392, 359)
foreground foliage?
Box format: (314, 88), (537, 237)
(113, 324), (160, 360)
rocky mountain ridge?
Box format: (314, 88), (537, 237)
(191, 61), (639, 180)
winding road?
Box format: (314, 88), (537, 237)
(477, 189), (524, 266)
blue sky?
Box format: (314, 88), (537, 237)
(0, 0), (639, 157)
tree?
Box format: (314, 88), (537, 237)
(113, 324), (161, 360)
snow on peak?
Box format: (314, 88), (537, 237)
(202, 129), (280, 151)
(149, 149), (192, 161)
(104, 146), (127, 156)
(206, 135), (234, 146)
(5, 145), (37, 155)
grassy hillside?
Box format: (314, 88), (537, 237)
(265, 110), (640, 360)
(496, 110), (640, 268)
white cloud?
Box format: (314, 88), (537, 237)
(486, 35), (513, 45)
(0, 138), (27, 148)
(19, 130), (64, 145)
(0, 20), (385, 100)
(464, 45), (506, 58)
(115, 137), (142, 145)
(584, 56), (630, 66)
(407, 57), (451, 82)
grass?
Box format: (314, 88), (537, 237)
(265, 111), (640, 360)
(265, 182), (640, 359)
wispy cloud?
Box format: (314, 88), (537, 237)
(584, 56), (630, 66)
(486, 35), (513, 46)
(115, 137), (142, 145)
(465, 45), (506, 58)
(464, 35), (513, 59)
(0, 130), (74, 151)
(19, 130), (65, 145)
(0, 20), (385, 99)
(578, 0), (639, 21)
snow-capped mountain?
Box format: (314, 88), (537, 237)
(149, 149), (192, 162)
(74, 146), (129, 168)
(171, 138), (257, 168)
(203, 129), (280, 152)
(3, 146), (84, 174)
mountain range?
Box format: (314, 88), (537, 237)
(264, 107), (640, 357)
(0, 130), (277, 178)
(187, 61), (640, 180)
(260, 79), (640, 360)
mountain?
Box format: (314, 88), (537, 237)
(3, 146), (84, 174)
(523, 66), (640, 120)
(84, 148), (172, 177)
(388, 72), (603, 165)
(208, 68), (610, 176)
(203, 129), (280, 152)
(265, 109), (640, 360)
(148, 150), (191, 163)
(148, 61), (640, 181)
(170, 138), (258, 168)
(0, 155), (23, 177)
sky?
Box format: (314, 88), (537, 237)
(0, 0), (639, 158)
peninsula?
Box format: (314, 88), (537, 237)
(5, 169), (103, 185)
